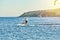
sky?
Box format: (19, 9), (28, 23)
(0, 0), (60, 17)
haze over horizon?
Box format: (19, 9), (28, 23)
(0, 0), (60, 17)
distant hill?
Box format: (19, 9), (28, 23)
(20, 11), (41, 17)
(20, 8), (60, 17)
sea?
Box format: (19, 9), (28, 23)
(0, 17), (60, 40)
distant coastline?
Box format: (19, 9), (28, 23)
(19, 8), (60, 17)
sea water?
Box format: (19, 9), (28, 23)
(0, 17), (60, 40)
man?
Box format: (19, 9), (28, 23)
(22, 18), (28, 24)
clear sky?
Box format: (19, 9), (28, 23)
(0, 0), (60, 17)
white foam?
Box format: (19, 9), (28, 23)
(17, 24), (26, 26)
(29, 24), (35, 26)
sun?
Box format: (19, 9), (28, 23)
(54, 0), (58, 5)
(53, 0), (60, 8)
